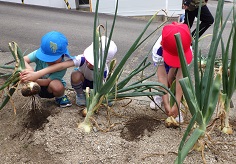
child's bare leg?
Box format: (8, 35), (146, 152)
(48, 80), (65, 97)
(169, 69), (183, 117)
(71, 71), (85, 94)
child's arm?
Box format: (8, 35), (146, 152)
(23, 56), (34, 71)
(21, 60), (74, 82)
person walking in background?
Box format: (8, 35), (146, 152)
(150, 22), (193, 123)
(182, 0), (214, 38)
(22, 31), (73, 108)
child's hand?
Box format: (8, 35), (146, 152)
(20, 69), (38, 82)
(168, 105), (179, 118)
(163, 103), (171, 116)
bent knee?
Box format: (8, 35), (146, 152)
(71, 71), (84, 84)
(49, 80), (65, 91)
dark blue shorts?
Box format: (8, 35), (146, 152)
(38, 86), (54, 98)
(82, 79), (93, 89)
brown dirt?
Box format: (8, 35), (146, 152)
(0, 80), (236, 164)
(120, 115), (162, 142)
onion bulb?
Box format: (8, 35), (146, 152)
(21, 81), (41, 97)
(221, 126), (233, 134)
(81, 108), (87, 117)
(165, 116), (179, 128)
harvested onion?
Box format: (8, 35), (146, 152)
(221, 126), (233, 135)
(21, 82), (41, 97)
(81, 108), (87, 117)
(165, 116), (179, 128)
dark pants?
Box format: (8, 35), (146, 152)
(184, 5), (214, 37)
(82, 79), (93, 89)
(38, 86), (54, 98)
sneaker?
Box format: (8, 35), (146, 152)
(76, 93), (86, 106)
(150, 95), (163, 110)
(175, 110), (184, 124)
(55, 95), (72, 108)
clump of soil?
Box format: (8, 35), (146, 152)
(21, 101), (51, 130)
(0, 89), (236, 164)
(10, 94), (53, 131)
(121, 115), (161, 141)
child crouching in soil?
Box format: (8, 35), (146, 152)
(22, 31), (73, 108)
(21, 36), (117, 107)
(150, 22), (193, 123)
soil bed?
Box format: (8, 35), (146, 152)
(0, 86), (236, 164)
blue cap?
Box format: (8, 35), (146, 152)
(36, 31), (71, 62)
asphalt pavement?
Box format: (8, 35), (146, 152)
(0, 0), (234, 88)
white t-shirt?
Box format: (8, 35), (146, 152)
(152, 35), (164, 66)
(73, 54), (108, 81)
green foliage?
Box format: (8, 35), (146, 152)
(217, 2), (236, 134)
(0, 42), (25, 110)
(78, 0), (176, 132)
(174, 0), (235, 163)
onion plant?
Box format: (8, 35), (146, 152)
(174, 0), (233, 163)
(217, 4), (236, 134)
(0, 42), (40, 111)
(78, 0), (176, 132)
(0, 42), (25, 110)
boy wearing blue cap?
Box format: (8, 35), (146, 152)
(21, 36), (117, 107)
(23, 31), (72, 108)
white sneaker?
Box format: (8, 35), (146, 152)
(150, 95), (163, 110)
(175, 110), (184, 123)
